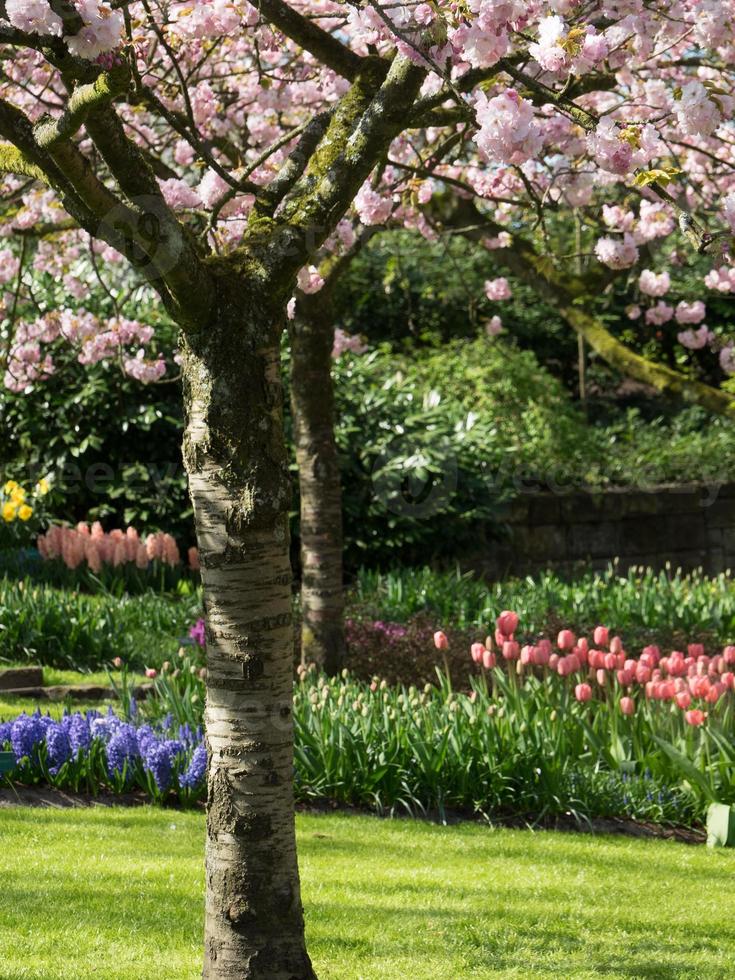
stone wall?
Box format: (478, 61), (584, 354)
(465, 482), (735, 580)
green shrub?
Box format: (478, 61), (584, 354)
(0, 578), (201, 671)
(353, 563), (735, 646)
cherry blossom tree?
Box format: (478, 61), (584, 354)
(2, 1), (735, 976)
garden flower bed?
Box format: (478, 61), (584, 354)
(2, 610), (734, 828)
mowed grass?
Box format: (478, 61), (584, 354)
(0, 808), (734, 979)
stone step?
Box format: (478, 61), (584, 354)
(0, 667), (43, 691)
(0, 683), (154, 702)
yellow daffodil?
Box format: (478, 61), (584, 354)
(18, 505), (33, 522)
(2, 502), (17, 522)
(36, 478), (50, 496)
(3, 480), (18, 494)
(10, 486), (26, 504)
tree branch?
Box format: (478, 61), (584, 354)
(250, 0), (365, 80)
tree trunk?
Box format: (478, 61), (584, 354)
(181, 276), (315, 980)
(289, 304), (346, 675)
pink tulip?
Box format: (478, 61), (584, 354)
(604, 653), (617, 671)
(533, 646), (550, 667)
(617, 669), (634, 686)
(685, 709), (706, 727)
(722, 672), (735, 690)
(557, 629), (576, 651)
(620, 697), (635, 716)
(112, 656), (123, 669)
(482, 649), (496, 670)
(145, 668), (158, 679)
(577, 637), (589, 656)
(706, 684), (724, 704)
(433, 631), (449, 650)
(596, 668), (607, 686)
(688, 643), (705, 659)
(496, 610), (519, 638)
(520, 644), (535, 665)
(593, 626), (609, 647)
(675, 691), (691, 710)
(609, 636), (623, 656)
(502, 640), (519, 661)
(723, 646), (735, 665)
(549, 654), (560, 671)
(635, 665), (651, 684)
(470, 642), (485, 664)
(574, 683), (592, 703)
(557, 657), (572, 677)
(188, 546), (200, 571)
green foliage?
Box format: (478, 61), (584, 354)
(0, 578), (200, 671)
(332, 339), (735, 567)
(332, 338), (589, 566)
(294, 669), (710, 822)
(0, 351), (191, 543)
(333, 230), (573, 360)
(354, 563), (735, 645)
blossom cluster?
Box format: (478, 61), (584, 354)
(465, 611), (735, 726)
(36, 521), (198, 573)
(0, 708), (206, 801)
(4, 309), (165, 394)
(5, 0), (123, 60)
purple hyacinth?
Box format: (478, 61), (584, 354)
(143, 741), (173, 792)
(46, 724), (71, 772)
(0, 721), (12, 746)
(66, 714), (92, 754)
(106, 725), (139, 778)
(10, 714), (45, 762)
(180, 742), (207, 789)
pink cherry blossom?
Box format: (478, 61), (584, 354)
(484, 277), (512, 301)
(638, 269), (670, 297)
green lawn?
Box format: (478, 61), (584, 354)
(0, 809), (733, 979)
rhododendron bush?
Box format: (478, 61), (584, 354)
(4, 0), (735, 970)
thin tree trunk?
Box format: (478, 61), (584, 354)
(289, 302), (345, 675)
(181, 279), (315, 980)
